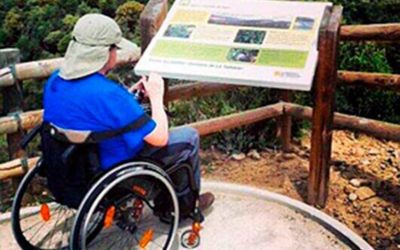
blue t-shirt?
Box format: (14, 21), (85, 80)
(43, 71), (156, 170)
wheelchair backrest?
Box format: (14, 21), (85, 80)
(21, 113), (152, 208)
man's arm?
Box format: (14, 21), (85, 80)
(143, 73), (169, 146)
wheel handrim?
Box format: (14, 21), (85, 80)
(80, 168), (179, 250)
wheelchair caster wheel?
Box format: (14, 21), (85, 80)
(181, 230), (200, 249)
(181, 221), (202, 248)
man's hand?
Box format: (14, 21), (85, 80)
(142, 72), (169, 147)
(143, 73), (164, 102)
(129, 76), (146, 94)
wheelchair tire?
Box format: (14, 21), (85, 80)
(11, 160), (75, 249)
(11, 160), (103, 250)
(70, 161), (179, 250)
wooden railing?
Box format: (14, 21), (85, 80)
(0, 0), (399, 208)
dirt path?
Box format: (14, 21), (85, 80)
(201, 130), (400, 249)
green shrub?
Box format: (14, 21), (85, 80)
(0, 0), (399, 155)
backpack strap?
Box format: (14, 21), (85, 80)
(43, 113), (152, 144)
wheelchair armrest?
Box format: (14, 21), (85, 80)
(20, 124), (43, 150)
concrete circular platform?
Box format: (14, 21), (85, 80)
(175, 181), (372, 250)
(0, 181), (372, 250)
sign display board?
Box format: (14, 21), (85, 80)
(135, 0), (332, 91)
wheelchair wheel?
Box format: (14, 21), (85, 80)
(11, 160), (103, 250)
(11, 160), (75, 249)
(71, 161), (179, 250)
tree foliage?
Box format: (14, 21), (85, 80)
(0, 0), (144, 60)
(0, 0), (399, 153)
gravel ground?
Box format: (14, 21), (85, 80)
(201, 130), (400, 249)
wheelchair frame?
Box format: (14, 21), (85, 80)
(11, 122), (204, 250)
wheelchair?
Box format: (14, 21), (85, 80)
(11, 120), (204, 250)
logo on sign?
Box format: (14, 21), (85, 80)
(274, 71), (301, 79)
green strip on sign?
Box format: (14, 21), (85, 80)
(257, 49), (308, 69)
(151, 40), (308, 69)
(151, 40), (229, 62)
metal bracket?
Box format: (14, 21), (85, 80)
(20, 157), (29, 173)
(9, 111), (23, 132)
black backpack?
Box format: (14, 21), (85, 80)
(39, 114), (152, 209)
(40, 128), (99, 208)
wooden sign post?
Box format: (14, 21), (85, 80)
(140, 0), (170, 106)
(308, 6), (343, 207)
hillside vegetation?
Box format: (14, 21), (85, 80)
(0, 0), (399, 153)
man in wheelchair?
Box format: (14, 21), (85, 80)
(42, 14), (214, 220)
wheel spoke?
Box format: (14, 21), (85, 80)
(75, 165), (178, 250)
(22, 219), (43, 233)
(88, 226), (119, 247)
(26, 205), (62, 243)
(35, 206), (66, 248)
(47, 207), (66, 248)
(57, 209), (73, 248)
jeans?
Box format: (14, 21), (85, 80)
(137, 126), (201, 197)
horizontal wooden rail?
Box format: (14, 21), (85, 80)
(2, 102), (400, 180)
(166, 82), (237, 102)
(0, 58), (63, 87)
(2, 101), (398, 146)
(0, 50), (140, 87)
(177, 103), (283, 136)
(2, 68), (400, 95)
(1, 69), (400, 134)
(0, 157), (39, 180)
(1, 69), (400, 135)
(341, 23), (400, 41)
(284, 103), (400, 142)
(0, 110), (43, 134)
(0, 83), (239, 134)
(165, 71), (400, 102)
(338, 71), (400, 91)
(166, 71), (400, 102)
(0, 103), (284, 180)
(167, 71), (400, 100)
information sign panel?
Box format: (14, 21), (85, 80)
(135, 0), (332, 91)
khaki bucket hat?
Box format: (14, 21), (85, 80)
(59, 13), (139, 80)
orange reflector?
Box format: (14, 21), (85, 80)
(193, 222), (202, 233)
(40, 203), (51, 222)
(132, 185), (147, 196)
(104, 206), (116, 228)
(139, 229), (154, 249)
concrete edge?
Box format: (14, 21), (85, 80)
(1, 181), (373, 250)
(0, 211), (12, 224)
(202, 181), (373, 250)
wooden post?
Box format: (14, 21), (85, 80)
(0, 48), (24, 209)
(308, 6), (343, 207)
(0, 49), (24, 156)
(139, 0), (169, 105)
(278, 91), (293, 152)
